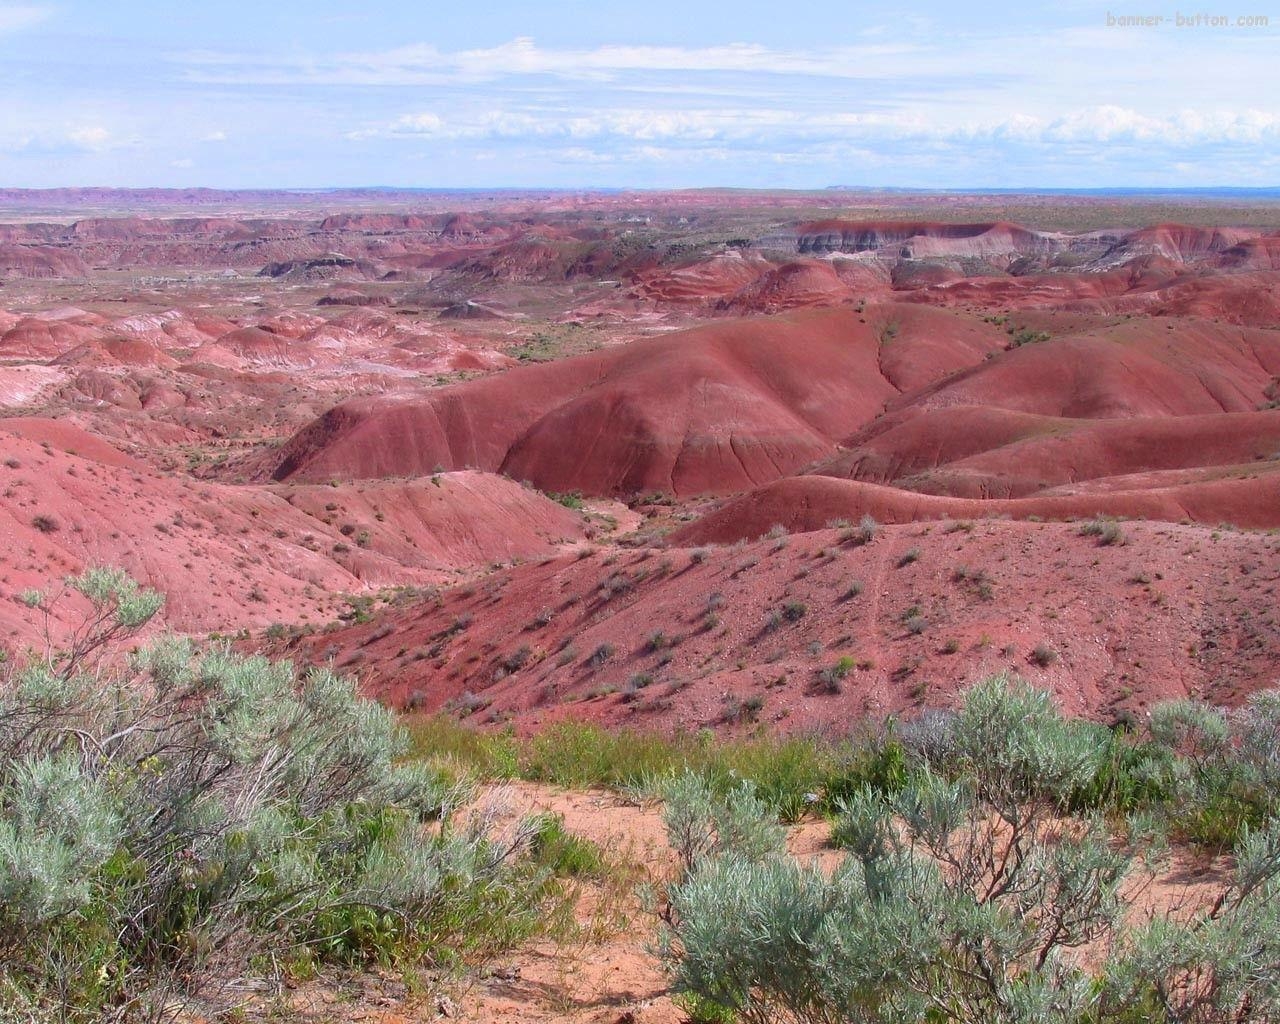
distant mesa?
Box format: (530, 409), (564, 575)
(316, 287), (393, 307)
(258, 253), (382, 281)
(772, 220), (1058, 261)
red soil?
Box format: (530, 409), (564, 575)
(273, 473), (590, 577)
(1111, 223), (1262, 262)
(1220, 236), (1280, 271)
(821, 407), (1280, 498)
(0, 420), (591, 652)
(0, 244), (90, 278)
(630, 252), (768, 305)
(898, 318), (1280, 419)
(4, 197), (1280, 750)
(669, 470), (1280, 544)
(715, 260), (854, 313)
(278, 519), (1280, 731)
(1, 314), (105, 359)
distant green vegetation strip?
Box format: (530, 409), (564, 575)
(410, 686), (1280, 848)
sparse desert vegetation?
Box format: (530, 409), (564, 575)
(1, 570), (574, 1021)
(662, 678), (1280, 1024)
(6, 535), (1280, 1023)
(2, 181), (1280, 1023)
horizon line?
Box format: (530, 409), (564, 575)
(3, 185), (1280, 198)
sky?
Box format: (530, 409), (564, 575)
(1, 1), (1278, 189)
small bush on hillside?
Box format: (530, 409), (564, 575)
(842, 514), (879, 546)
(952, 564), (995, 600)
(597, 573), (634, 600)
(1080, 515), (1126, 546)
(549, 491), (585, 510)
(1008, 326), (1051, 348)
(781, 601), (807, 622)
(816, 656), (856, 694)
(501, 644), (533, 673)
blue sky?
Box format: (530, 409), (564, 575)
(1, 1), (1278, 189)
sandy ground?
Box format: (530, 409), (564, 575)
(248, 778), (1233, 1024)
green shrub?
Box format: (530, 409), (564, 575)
(549, 491), (585, 510)
(664, 677), (1280, 1024)
(817, 655), (856, 693)
(526, 813), (605, 877)
(821, 738), (910, 809)
(661, 771), (785, 874)
(1008, 326), (1051, 347)
(1235, 689), (1280, 802)
(896, 547), (921, 567)
(0, 569), (552, 1018)
(841, 514), (878, 546)
(781, 601), (807, 622)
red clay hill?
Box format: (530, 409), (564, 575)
(263, 306), (1010, 495)
(0, 419), (591, 652)
(3, 190), (1280, 729)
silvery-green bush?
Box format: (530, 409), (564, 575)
(661, 770), (785, 873)
(0, 568), (543, 1020)
(665, 675), (1280, 1024)
(1235, 689), (1280, 800)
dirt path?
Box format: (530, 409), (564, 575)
(267, 781), (1234, 1024)
(449, 782), (679, 1024)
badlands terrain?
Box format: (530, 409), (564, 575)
(2, 187), (1280, 732)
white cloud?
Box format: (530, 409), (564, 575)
(178, 36), (930, 87)
(5, 18), (1276, 188)
(0, 124), (140, 157)
(0, 4), (49, 34)
(67, 126), (111, 150)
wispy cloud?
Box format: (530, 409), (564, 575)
(0, 3), (50, 34)
(2, 124), (133, 156)
(176, 36), (940, 86)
